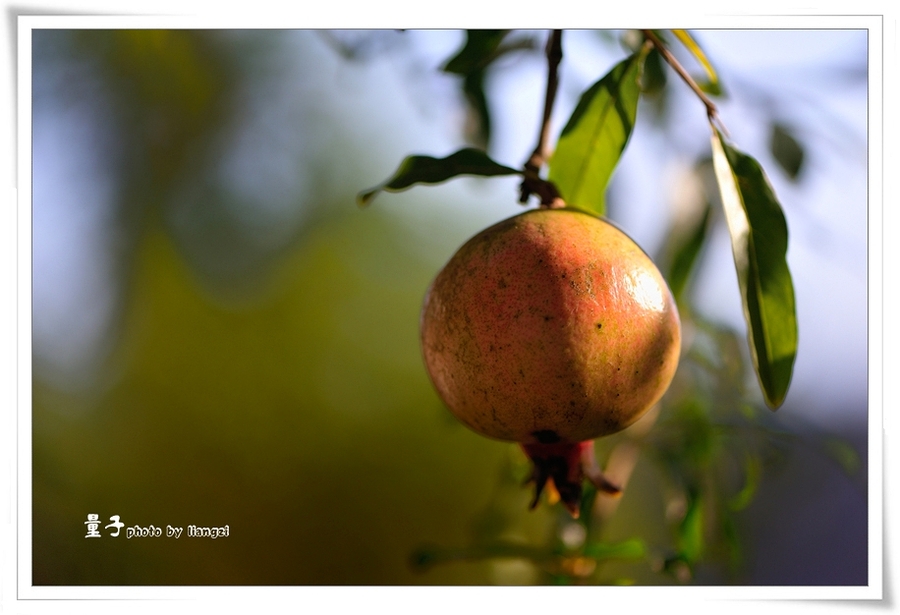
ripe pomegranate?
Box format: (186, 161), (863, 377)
(420, 207), (681, 516)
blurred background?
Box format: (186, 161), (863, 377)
(30, 28), (868, 585)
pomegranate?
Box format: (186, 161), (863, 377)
(421, 207), (681, 516)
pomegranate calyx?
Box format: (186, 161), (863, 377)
(521, 440), (621, 518)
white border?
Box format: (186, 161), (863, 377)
(16, 16), (34, 607)
(865, 12), (886, 608)
(9, 6), (893, 611)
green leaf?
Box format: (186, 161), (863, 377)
(711, 128), (798, 409)
(769, 122), (805, 180)
(671, 30), (723, 96)
(823, 437), (862, 475)
(728, 453), (762, 511)
(672, 491), (704, 567)
(665, 201), (711, 306)
(357, 148), (520, 207)
(697, 79), (724, 97)
(442, 30), (509, 75)
(640, 46), (667, 95)
(548, 50), (646, 216)
(460, 71), (491, 148)
(583, 538), (646, 561)
(442, 30), (510, 148)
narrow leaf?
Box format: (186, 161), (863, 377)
(640, 46), (667, 95)
(697, 79), (724, 97)
(728, 453), (762, 511)
(677, 491), (705, 564)
(665, 201), (711, 306)
(461, 71), (491, 148)
(443, 30), (510, 148)
(442, 30), (509, 75)
(711, 128), (798, 409)
(671, 30), (722, 96)
(823, 437), (862, 476)
(769, 122), (805, 180)
(357, 148), (520, 207)
(548, 50), (646, 216)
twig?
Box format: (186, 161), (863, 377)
(520, 29), (565, 208)
(641, 29), (729, 137)
(529, 29), (563, 171)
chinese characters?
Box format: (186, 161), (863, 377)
(83, 514), (229, 539)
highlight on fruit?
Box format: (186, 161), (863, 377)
(420, 207), (682, 516)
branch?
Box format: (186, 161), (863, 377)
(520, 29), (565, 208)
(642, 30), (728, 137)
(529, 29), (562, 171)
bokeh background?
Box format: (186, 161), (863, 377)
(30, 28), (869, 585)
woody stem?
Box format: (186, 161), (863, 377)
(520, 29), (565, 208)
(641, 29), (727, 135)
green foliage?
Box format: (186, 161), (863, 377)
(677, 491), (705, 563)
(582, 537), (646, 560)
(671, 29), (724, 96)
(547, 48), (647, 216)
(711, 128), (798, 409)
(769, 122), (806, 180)
(640, 46), (667, 96)
(442, 30), (538, 149)
(729, 454), (762, 511)
(823, 437), (863, 475)
(664, 200), (712, 306)
(442, 31), (508, 148)
(406, 307), (797, 584)
(640, 313), (797, 582)
(356, 148), (520, 206)
(442, 30), (509, 75)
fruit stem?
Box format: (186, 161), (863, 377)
(520, 29), (565, 209)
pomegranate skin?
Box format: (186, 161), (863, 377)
(421, 207), (681, 446)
